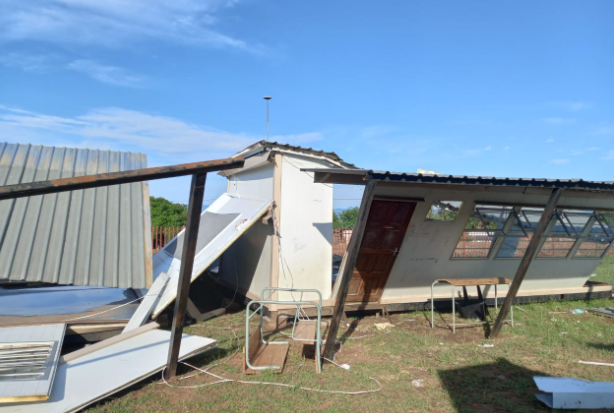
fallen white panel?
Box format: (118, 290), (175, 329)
(1, 330), (216, 413)
(123, 272), (169, 333)
(60, 322), (160, 365)
(0, 324), (65, 403)
(535, 376), (614, 409)
(152, 194), (272, 318)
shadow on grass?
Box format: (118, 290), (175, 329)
(339, 317), (360, 341)
(425, 302), (494, 339)
(586, 342), (614, 352)
(438, 358), (551, 413)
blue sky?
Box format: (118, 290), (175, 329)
(1, 0), (613, 208)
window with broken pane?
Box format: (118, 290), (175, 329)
(452, 205), (513, 258)
(425, 200), (462, 221)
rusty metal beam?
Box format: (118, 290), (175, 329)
(489, 188), (563, 338)
(165, 173), (207, 379)
(0, 157), (244, 201)
(323, 179), (377, 359)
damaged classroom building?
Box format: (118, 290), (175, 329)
(1, 140), (614, 411)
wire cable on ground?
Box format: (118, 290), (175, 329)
(162, 360), (382, 395)
(161, 325), (381, 395)
(177, 327), (241, 381)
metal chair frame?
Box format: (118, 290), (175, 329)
(245, 287), (322, 373)
(431, 281), (514, 333)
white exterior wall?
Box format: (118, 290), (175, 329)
(278, 155), (333, 301)
(377, 185), (609, 302)
(219, 163), (274, 298)
(227, 163), (274, 201)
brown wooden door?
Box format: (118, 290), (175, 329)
(346, 200), (416, 302)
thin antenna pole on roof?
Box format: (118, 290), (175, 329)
(264, 96), (272, 141)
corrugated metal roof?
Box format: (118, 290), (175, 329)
(301, 167), (614, 193)
(368, 171), (614, 192)
(233, 140), (358, 169)
(0, 143), (152, 289)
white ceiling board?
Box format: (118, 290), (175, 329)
(151, 194), (272, 318)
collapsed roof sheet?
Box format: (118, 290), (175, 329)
(0, 143), (152, 289)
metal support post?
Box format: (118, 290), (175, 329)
(489, 188), (563, 338)
(165, 173), (207, 378)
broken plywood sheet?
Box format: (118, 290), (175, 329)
(0, 330), (216, 413)
(292, 321), (318, 342)
(151, 194), (272, 318)
(534, 376), (614, 409)
(0, 324), (65, 404)
(243, 329), (288, 375)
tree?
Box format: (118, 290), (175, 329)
(333, 212), (342, 229)
(333, 207), (359, 229)
(150, 196), (188, 227)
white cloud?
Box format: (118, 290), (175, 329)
(463, 149), (482, 157)
(0, 105), (255, 159)
(0, 105), (329, 163)
(542, 118), (576, 124)
(0, 0), (257, 52)
(503, 146), (510, 151)
(546, 138), (555, 143)
(0, 52), (52, 72)
(550, 158), (569, 164)
(483, 145), (492, 151)
(67, 59), (144, 87)
(602, 151), (614, 161)
(571, 147), (600, 156)
(550, 101), (592, 112)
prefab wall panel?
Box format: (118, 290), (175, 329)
(219, 163), (275, 298)
(278, 155), (333, 301)
(377, 185), (608, 302)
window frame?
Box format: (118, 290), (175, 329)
(450, 205), (614, 261)
(425, 200), (463, 222)
(450, 204), (517, 260)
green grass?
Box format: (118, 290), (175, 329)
(87, 297), (614, 413)
(593, 254), (614, 285)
